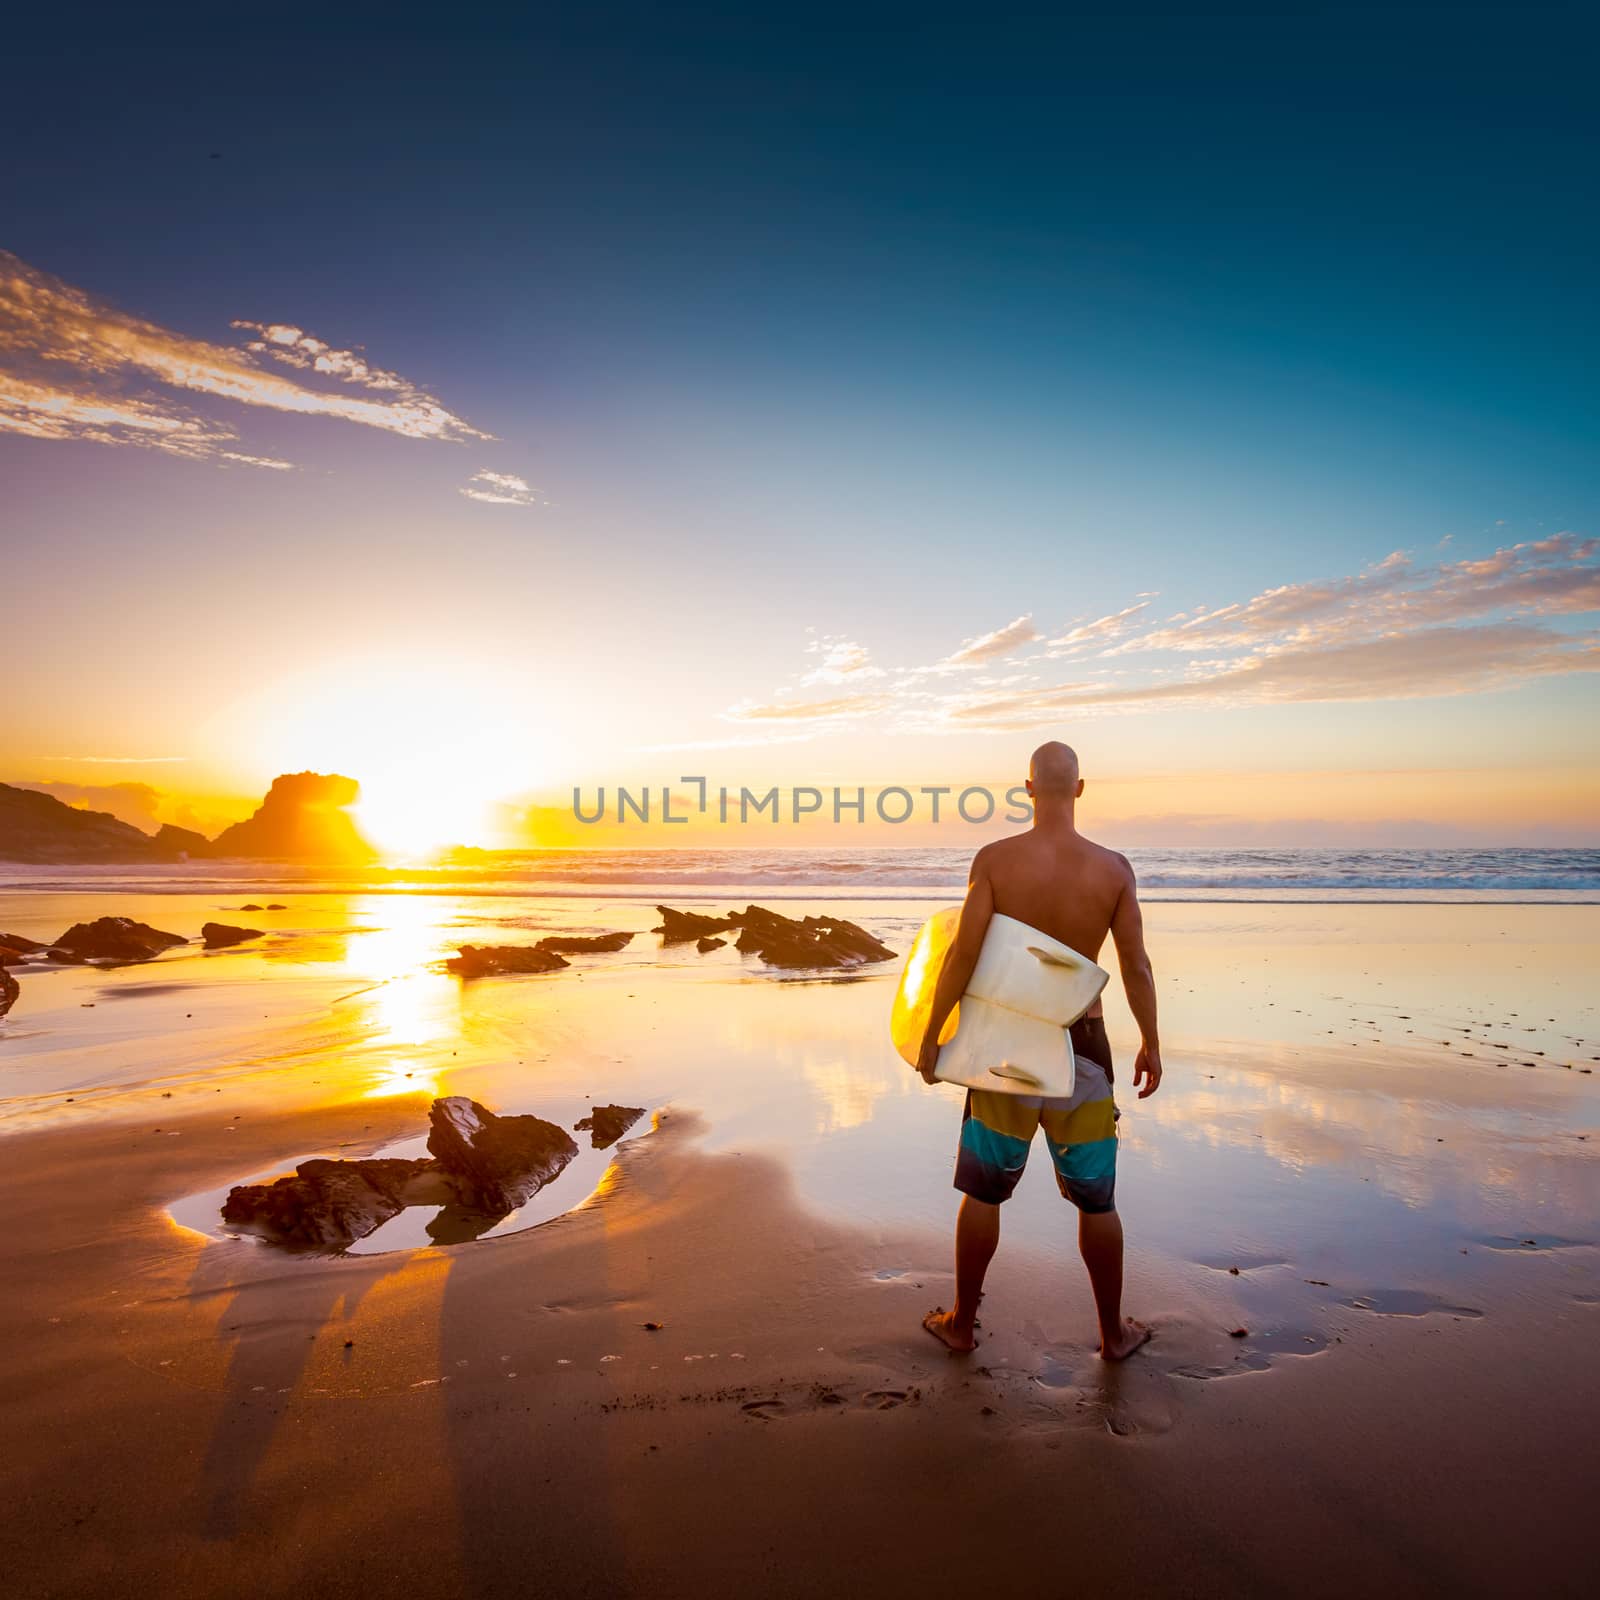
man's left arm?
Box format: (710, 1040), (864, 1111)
(915, 849), (996, 1084)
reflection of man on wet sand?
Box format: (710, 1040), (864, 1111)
(914, 741), (1163, 1360)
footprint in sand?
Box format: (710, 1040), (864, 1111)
(739, 1385), (918, 1419)
(1012, 1346), (1180, 1437)
(860, 1389), (914, 1410)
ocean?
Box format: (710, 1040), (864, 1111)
(1, 845), (1596, 900)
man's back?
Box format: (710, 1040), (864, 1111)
(979, 827), (1130, 967)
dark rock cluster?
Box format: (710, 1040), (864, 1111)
(221, 1095), (586, 1250)
(52, 917), (187, 963)
(654, 905), (895, 969)
(534, 931), (635, 954)
(0, 931), (45, 966)
(574, 1103), (646, 1149)
(446, 944), (570, 977)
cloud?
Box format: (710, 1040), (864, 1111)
(459, 468), (543, 507)
(637, 731), (817, 752)
(0, 373), (245, 460)
(32, 753), (190, 763)
(1044, 601), (1151, 654)
(800, 636), (884, 686)
(944, 622), (1598, 728)
(0, 250), (487, 466)
(232, 321), (431, 397)
(723, 691), (896, 723)
(716, 533), (1600, 740)
(938, 614), (1042, 668)
(16, 780), (165, 829)
(1121, 536), (1600, 656)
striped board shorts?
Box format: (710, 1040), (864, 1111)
(953, 1015), (1119, 1213)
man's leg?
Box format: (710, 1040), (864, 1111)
(1043, 1053), (1151, 1360)
(928, 1091), (1035, 1352)
(924, 1195), (999, 1352)
(1077, 1207), (1149, 1359)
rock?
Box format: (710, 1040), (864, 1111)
(1, 941), (39, 968)
(0, 782), (171, 864)
(427, 1095), (579, 1211)
(696, 936), (726, 953)
(221, 1157), (436, 1249)
(652, 904), (894, 967)
(728, 905), (896, 969)
(534, 931), (635, 954)
(239, 904), (264, 911)
(151, 823), (212, 860)
(51, 917), (187, 963)
(0, 968), (17, 1018)
(208, 771), (376, 862)
(44, 948), (87, 964)
(653, 906), (734, 942)
(202, 922), (264, 949)
(266, 903), (288, 910)
(446, 944), (569, 978)
(574, 1103), (646, 1149)
(0, 932), (46, 955)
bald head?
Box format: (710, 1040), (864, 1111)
(1028, 741), (1081, 796)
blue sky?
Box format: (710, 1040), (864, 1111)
(2, 4), (1596, 844)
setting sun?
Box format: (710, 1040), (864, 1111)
(209, 657), (541, 855)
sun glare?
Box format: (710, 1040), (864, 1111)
(214, 658), (541, 857)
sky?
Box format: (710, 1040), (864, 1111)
(2, 3), (1597, 850)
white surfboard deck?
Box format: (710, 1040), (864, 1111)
(890, 907), (1109, 1096)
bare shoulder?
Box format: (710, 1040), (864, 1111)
(1083, 836), (1137, 890)
(968, 837), (1009, 877)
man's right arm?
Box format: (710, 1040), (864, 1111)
(1110, 857), (1163, 1099)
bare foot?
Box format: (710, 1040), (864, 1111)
(922, 1308), (977, 1354)
(1098, 1317), (1152, 1361)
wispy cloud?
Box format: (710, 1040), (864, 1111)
(0, 251), (487, 466)
(459, 468), (543, 507)
(945, 622), (1597, 728)
(724, 691), (896, 723)
(939, 614), (1042, 668)
(718, 533), (1600, 738)
(1044, 600), (1151, 654)
(33, 754), (190, 764)
(232, 320), (435, 399)
(0, 373), (242, 460)
(800, 635), (884, 686)
(1120, 536), (1600, 656)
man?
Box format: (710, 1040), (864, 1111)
(916, 741), (1162, 1360)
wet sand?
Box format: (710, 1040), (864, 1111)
(0, 893), (1595, 1596)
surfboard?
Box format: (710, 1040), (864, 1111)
(890, 907), (1109, 1096)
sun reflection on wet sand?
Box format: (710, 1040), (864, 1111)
(1, 892), (1593, 1286)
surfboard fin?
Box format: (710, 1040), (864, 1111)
(989, 1063), (1045, 1087)
(1026, 945), (1079, 968)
